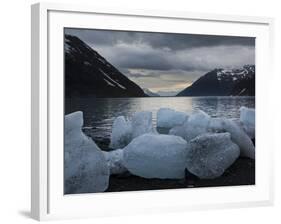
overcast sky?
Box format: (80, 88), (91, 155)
(65, 28), (255, 95)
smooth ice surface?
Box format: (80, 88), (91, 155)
(240, 106), (255, 139)
(169, 124), (186, 138)
(232, 118), (255, 139)
(123, 134), (188, 179)
(157, 108), (188, 128)
(188, 110), (211, 127)
(207, 117), (255, 159)
(110, 112), (157, 149)
(131, 111), (155, 138)
(223, 119), (255, 159)
(65, 111), (84, 135)
(64, 111), (110, 194)
(184, 110), (211, 141)
(186, 133), (240, 179)
(240, 106), (255, 126)
(169, 110), (211, 141)
(109, 116), (132, 149)
(207, 117), (225, 133)
(103, 149), (127, 175)
(242, 124), (255, 139)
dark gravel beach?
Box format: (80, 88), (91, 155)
(106, 157), (255, 192)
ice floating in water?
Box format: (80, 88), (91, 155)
(184, 110), (211, 141)
(64, 111), (109, 194)
(240, 106), (255, 139)
(109, 116), (132, 149)
(131, 111), (156, 138)
(123, 134), (188, 179)
(103, 149), (127, 175)
(188, 110), (211, 127)
(186, 133), (240, 179)
(110, 111), (156, 149)
(169, 110), (211, 141)
(157, 108), (188, 128)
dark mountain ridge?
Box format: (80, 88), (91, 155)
(177, 65), (255, 96)
(65, 35), (146, 98)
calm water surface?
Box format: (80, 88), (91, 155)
(65, 96), (255, 149)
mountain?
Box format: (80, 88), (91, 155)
(157, 91), (179, 97)
(177, 65), (255, 96)
(143, 88), (160, 97)
(65, 35), (146, 97)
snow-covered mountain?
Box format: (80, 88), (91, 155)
(157, 91), (179, 97)
(65, 35), (146, 97)
(143, 88), (160, 97)
(177, 65), (255, 96)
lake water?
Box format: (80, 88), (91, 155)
(65, 96), (255, 150)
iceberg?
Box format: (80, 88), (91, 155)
(64, 111), (110, 194)
(207, 117), (255, 159)
(186, 133), (240, 179)
(240, 106), (255, 139)
(123, 134), (188, 179)
(242, 124), (255, 140)
(64, 111), (89, 153)
(223, 119), (255, 159)
(240, 106), (255, 127)
(188, 110), (211, 128)
(169, 124), (186, 138)
(157, 108), (188, 128)
(110, 111), (157, 149)
(109, 116), (132, 149)
(232, 118), (255, 140)
(103, 149), (127, 175)
(207, 117), (225, 133)
(169, 110), (211, 141)
(131, 111), (155, 138)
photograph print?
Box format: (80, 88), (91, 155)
(64, 28), (255, 194)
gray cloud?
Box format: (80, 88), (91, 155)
(65, 28), (255, 50)
(94, 43), (255, 72)
(65, 28), (255, 92)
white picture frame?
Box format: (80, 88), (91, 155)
(31, 2), (274, 221)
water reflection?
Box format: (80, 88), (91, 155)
(65, 96), (255, 149)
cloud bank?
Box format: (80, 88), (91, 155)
(65, 28), (255, 94)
